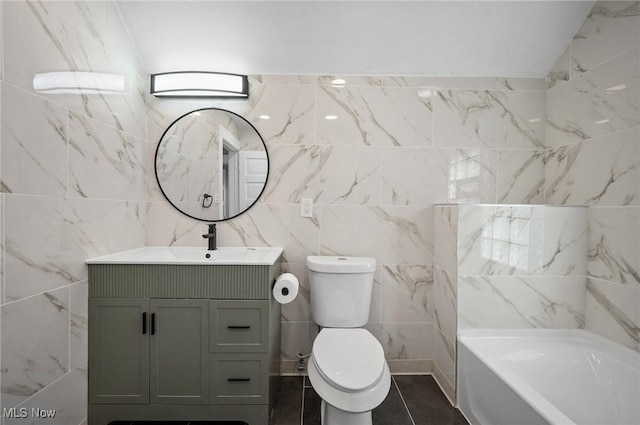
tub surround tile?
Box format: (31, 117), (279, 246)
(457, 205), (588, 276)
(434, 267), (457, 343)
(316, 85), (433, 147)
(545, 127), (640, 206)
(1, 83), (68, 196)
(320, 205), (433, 265)
(433, 90), (545, 150)
(435, 206), (458, 274)
(1, 288), (70, 409)
(571, 1), (640, 77)
(497, 150), (545, 204)
(586, 277), (640, 352)
(588, 207), (640, 286)
(546, 46), (640, 148)
(458, 276), (587, 330)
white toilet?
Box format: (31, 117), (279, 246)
(306, 256), (391, 425)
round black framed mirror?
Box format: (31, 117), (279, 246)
(154, 108), (269, 222)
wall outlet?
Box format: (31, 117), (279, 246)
(300, 198), (313, 218)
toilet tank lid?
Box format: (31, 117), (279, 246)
(307, 256), (376, 273)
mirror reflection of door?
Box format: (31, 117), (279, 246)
(154, 108), (269, 222)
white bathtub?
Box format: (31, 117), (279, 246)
(458, 329), (640, 425)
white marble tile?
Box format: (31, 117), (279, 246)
(433, 90), (545, 150)
(217, 203), (320, 264)
(433, 327), (455, 393)
(366, 322), (433, 361)
(383, 76), (500, 90)
(318, 75), (383, 87)
(434, 267), (456, 344)
(250, 75), (317, 86)
(3, 1), (146, 139)
(589, 207), (640, 286)
(316, 85), (432, 147)
(1, 84), (68, 196)
(320, 205), (433, 265)
(586, 277), (640, 352)
(381, 148), (497, 205)
(280, 322), (318, 361)
(70, 281), (88, 370)
(4, 195), (145, 302)
(497, 150), (545, 204)
(5, 366), (87, 425)
(546, 46), (640, 148)
(547, 44), (571, 90)
(545, 127), (639, 206)
(381, 264), (433, 323)
(68, 112), (146, 201)
(262, 144), (381, 205)
(1, 288), (70, 408)
(145, 201), (203, 247)
(458, 276), (586, 330)
(245, 84), (316, 145)
(497, 78), (547, 92)
(571, 1), (640, 76)
(457, 205), (587, 276)
(434, 206), (458, 274)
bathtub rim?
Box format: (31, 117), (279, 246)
(458, 328), (640, 425)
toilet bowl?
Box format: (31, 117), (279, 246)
(308, 328), (391, 423)
(306, 256), (391, 425)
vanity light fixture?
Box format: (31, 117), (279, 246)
(150, 71), (249, 98)
(33, 71), (126, 94)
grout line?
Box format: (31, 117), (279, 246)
(392, 376), (416, 425)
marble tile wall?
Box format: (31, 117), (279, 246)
(0, 2), (148, 424)
(546, 0), (640, 353)
(146, 73), (547, 377)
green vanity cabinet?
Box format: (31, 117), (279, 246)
(87, 260), (282, 425)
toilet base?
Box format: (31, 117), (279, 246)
(321, 399), (373, 425)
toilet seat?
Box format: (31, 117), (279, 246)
(312, 328), (385, 393)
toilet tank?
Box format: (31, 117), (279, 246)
(306, 256), (376, 328)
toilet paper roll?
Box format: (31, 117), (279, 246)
(273, 273), (299, 304)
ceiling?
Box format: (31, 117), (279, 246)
(116, 1), (595, 78)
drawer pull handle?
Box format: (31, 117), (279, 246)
(227, 325), (251, 329)
(227, 377), (251, 382)
(151, 313), (156, 335)
(142, 312), (147, 335)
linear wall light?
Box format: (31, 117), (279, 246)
(150, 71), (249, 98)
(33, 71), (126, 94)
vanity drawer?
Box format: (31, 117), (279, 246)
(209, 300), (269, 352)
(210, 354), (268, 404)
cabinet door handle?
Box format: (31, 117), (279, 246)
(151, 313), (156, 335)
(142, 312), (147, 335)
(227, 377), (251, 382)
(227, 325), (251, 329)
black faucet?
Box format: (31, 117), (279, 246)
(202, 223), (217, 250)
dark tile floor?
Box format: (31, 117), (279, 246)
(113, 375), (468, 425)
(271, 375), (469, 425)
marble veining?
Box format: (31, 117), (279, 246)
(381, 265), (433, 323)
(497, 150), (545, 204)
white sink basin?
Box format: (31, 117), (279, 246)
(86, 246), (283, 265)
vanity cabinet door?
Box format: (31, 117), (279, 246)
(150, 299), (209, 404)
(89, 298), (150, 404)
